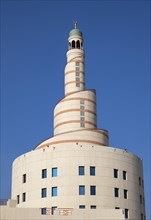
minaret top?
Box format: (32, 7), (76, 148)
(69, 21), (83, 37)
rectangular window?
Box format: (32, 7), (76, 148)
(124, 189), (128, 199)
(80, 106), (84, 110)
(90, 186), (96, 195)
(139, 177), (141, 186)
(80, 111), (85, 116)
(22, 193), (26, 202)
(76, 67), (80, 71)
(123, 170), (127, 180)
(114, 169), (118, 178)
(79, 166), (84, 175)
(79, 205), (85, 209)
(114, 188), (119, 197)
(140, 195), (142, 204)
(76, 83), (80, 87)
(79, 185), (85, 195)
(42, 188), (47, 198)
(22, 174), (26, 183)
(76, 72), (80, 76)
(17, 195), (20, 204)
(52, 167), (57, 177)
(51, 206), (57, 215)
(42, 169), (47, 178)
(141, 213), (143, 220)
(90, 166), (95, 176)
(91, 205), (96, 209)
(125, 209), (129, 218)
(52, 187), (57, 197)
(80, 100), (84, 104)
(115, 207), (120, 209)
(80, 117), (85, 121)
(41, 208), (46, 215)
(76, 62), (80, 66)
(80, 123), (85, 127)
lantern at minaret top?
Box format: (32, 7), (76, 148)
(65, 21), (85, 96)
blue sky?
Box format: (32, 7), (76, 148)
(1, 0), (150, 218)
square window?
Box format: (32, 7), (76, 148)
(114, 188), (119, 197)
(125, 209), (129, 218)
(42, 188), (47, 198)
(76, 62), (80, 66)
(80, 100), (84, 104)
(41, 208), (46, 215)
(90, 166), (95, 176)
(81, 123), (85, 127)
(17, 195), (20, 204)
(52, 187), (57, 197)
(79, 205), (85, 209)
(91, 205), (96, 209)
(114, 169), (118, 178)
(79, 185), (85, 195)
(124, 189), (128, 199)
(90, 186), (96, 195)
(76, 83), (80, 87)
(76, 72), (80, 76)
(42, 169), (47, 178)
(80, 106), (84, 110)
(51, 206), (57, 215)
(22, 174), (26, 183)
(79, 166), (84, 175)
(22, 193), (26, 202)
(76, 67), (80, 71)
(80, 111), (85, 116)
(123, 171), (127, 180)
(52, 167), (57, 177)
(76, 77), (80, 82)
(80, 117), (85, 121)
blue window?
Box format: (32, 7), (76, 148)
(125, 209), (129, 218)
(90, 166), (95, 176)
(114, 188), (119, 197)
(90, 186), (96, 195)
(79, 185), (85, 195)
(52, 167), (57, 177)
(41, 208), (46, 215)
(51, 206), (57, 215)
(123, 171), (127, 180)
(114, 169), (118, 178)
(79, 205), (85, 209)
(52, 187), (57, 197)
(91, 205), (96, 209)
(79, 166), (84, 175)
(42, 169), (47, 178)
(42, 188), (47, 198)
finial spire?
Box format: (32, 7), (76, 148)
(74, 21), (77, 29)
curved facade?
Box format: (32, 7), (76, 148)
(11, 25), (146, 220)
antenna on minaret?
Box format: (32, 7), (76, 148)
(74, 21), (77, 29)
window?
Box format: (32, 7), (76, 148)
(140, 195), (142, 204)
(76, 77), (80, 82)
(76, 67), (80, 71)
(90, 186), (96, 195)
(76, 72), (80, 76)
(80, 106), (84, 110)
(42, 169), (47, 178)
(91, 205), (96, 209)
(80, 100), (84, 104)
(76, 62), (80, 66)
(123, 170), (127, 180)
(141, 213), (143, 220)
(125, 209), (129, 218)
(79, 185), (85, 195)
(90, 166), (95, 176)
(114, 188), (119, 197)
(79, 205), (85, 209)
(52, 187), (57, 197)
(80, 111), (85, 116)
(52, 206), (57, 215)
(22, 174), (26, 183)
(42, 188), (47, 198)
(115, 207), (120, 209)
(41, 208), (46, 215)
(80, 117), (85, 121)
(52, 167), (57, 177)
(139, 177), (141, 186)
(124, 189), (128, 199)
(114, 169), (118, 178)
(76, 83), (80, 87)
(79, 166), (84, 175)
(17, 195), (20, 204)
(81, 123), (85, 127)
(22, 193), (26, 202)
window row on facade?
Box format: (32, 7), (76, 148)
(114, 169), (127, 180)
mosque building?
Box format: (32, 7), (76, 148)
(1, 23), (146, 220)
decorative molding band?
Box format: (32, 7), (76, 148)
(54, 109), (96, 118)
(65, 81), (85, 86)
(54, 120), (96, 129)
(67, 59), (84, 64)
(65, 90), (96, 97)
(65, 70), (84, 75)
(60, 97), (96, 105)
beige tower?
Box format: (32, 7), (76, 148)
(8, 24), (146, 220)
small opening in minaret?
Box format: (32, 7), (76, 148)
(72, 40), (75, 48)
(77, 40), (80, 49)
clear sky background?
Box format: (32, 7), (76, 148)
(1, 0), (150, 219)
